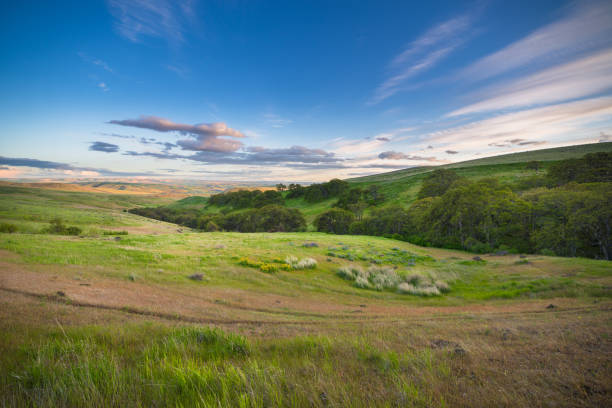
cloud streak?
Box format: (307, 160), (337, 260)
(450, 48), (612, 116)
(429, 96), (612, 152)
(370, 12), (475, 104)
(124, 145), (342, 166)
(89, 141), (120, 153)
(459, 1), (612, 82)
(107, 0), (197, 44)
(0, 156), (152, 177)
(378, 151), (439, 161)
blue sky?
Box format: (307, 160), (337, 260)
(1, 0), (611, 181)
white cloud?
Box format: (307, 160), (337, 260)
(430, 97), (612, 152)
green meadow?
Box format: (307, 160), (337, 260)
(1, 178), (611, 407)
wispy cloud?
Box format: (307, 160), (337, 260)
(429, 96), (612, 152)
(165, 64), (190, 78)
(107, 0), (197, 44)
(0, 156), (152, 177)
(98, 82), (109, 92)
(124, 145), (342, 166)
(459, 1), (612, 82)
(488, 139), (546, 148)
(378, 151), (439, 161)
(330, 137), (389, 155)
(330, 127), (413, 155)
(263, 113), (292, 128)
(78, 52), (114, 73)
(450, 48), (612, 116)
(369, 12), (475, 104)
(109, 116), (245, 153)
(89, 141), (119, 153)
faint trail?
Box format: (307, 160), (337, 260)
(0, 286), (385, 326)
(1, 286), (609, 328)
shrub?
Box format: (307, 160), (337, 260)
(258, 263), (278, 273)
(337, 265), (356, 280)
(397, 282), (441, 296)
(295, 258), (317, 269)
(238, 257), (290, 273)
(0, 223), (17, 233)
(238, 257), (260, 268)
(434, 280), (450, 293)
(43, 218), (81, 236)
(404, 274), (423, 286)
(65, 226), (82, 236)
(354, 276), (371, 289)
(368, 266), (399, 290)
(102, 230), (128, 235)
(284, 255), (298, 265)
(285, 256), (317, 269)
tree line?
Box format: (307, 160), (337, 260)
(129, 205), (306, 233)
(314, 153), (611, 260)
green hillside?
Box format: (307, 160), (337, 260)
(345, 142), (612, 204)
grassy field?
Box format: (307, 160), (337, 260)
(0, 186), (611, 407)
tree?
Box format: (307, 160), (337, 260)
(314, 209), (355, 234)
(276, 183), (287, 191)
(418, 169), (463, 199)
(526, 161), (540, 171)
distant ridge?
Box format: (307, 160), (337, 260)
(348, 142), (612, 183)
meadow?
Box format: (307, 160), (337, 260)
(0, 183), (611, 407)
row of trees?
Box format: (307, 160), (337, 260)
(285, 179), (350, 202)
(206, 189), (284, 209)
(206, 179), (355, 210)
(130, 205), (306, 233)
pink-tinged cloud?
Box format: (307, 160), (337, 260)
(109, 116), (245, 153)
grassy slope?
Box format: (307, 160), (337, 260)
(344, 142), (612, 207)
(0, 185), (611, 406)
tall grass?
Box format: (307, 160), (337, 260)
(1, 323), (452, 407)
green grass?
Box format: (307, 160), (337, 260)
(0, 322), (454, 407)
(1, 231), (609, 303)
(1, 185), (611, 407)
(0, 186), (171, 234)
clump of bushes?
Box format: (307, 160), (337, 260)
(42, 218), (81, 236)
(336, 265), (400, 291)
(397, 282), (441, 296)
(397, 277), (450, 296)
(285, 256), (317, 270)
(0, 223), (17, 233)
(337, 264), (451, 295)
